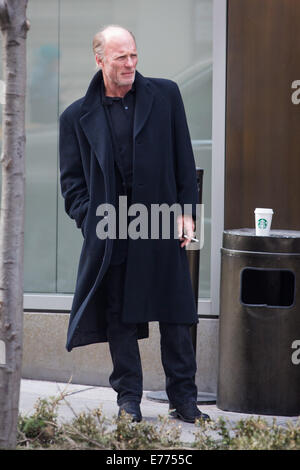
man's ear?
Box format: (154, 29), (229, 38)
(95, 54), (102, 69)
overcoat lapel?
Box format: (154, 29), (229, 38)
(133, 72), (154, 139)
(80, 107), (112, 178)
(79, 70), (115, 198)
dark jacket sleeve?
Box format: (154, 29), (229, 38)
(171, 82), (198, 220)
(59, 111), (89, 231)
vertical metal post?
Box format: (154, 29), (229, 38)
(186, 168), (203, 352)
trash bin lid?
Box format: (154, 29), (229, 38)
(223, 228), (300, 253)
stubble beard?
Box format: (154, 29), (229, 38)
(117, 70), (136, 87)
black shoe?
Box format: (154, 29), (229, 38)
(169, 402), (210, 424)
(118, 401), (142, 423)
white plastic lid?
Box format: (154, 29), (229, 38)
(254, 208), (274, 214)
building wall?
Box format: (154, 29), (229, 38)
(225, 0), (300, 231)
(22, 312), (218, 392)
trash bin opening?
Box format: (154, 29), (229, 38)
(240, 268), (295, 308)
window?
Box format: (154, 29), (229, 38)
(0, 0), (213, 299)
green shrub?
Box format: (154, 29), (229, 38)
(18, 396), (61, 447)
(17, 393), (182, 450)
(193, 416), (300, 450)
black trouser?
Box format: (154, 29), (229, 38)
(101, 262), (198, 407)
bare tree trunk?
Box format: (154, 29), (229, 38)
(0, 0), (29, 449)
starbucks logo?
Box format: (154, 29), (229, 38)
(258, 218), (268, 229)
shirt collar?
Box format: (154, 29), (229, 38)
(101, 80), (135, 106)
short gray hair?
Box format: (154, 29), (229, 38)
(92, 24), (136, 62)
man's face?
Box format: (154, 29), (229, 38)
(98, 32), (138, 90)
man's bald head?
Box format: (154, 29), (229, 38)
(93, 25), (136, 63)
(92, 24), (138, 97)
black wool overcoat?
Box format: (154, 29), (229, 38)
(59, 69), (199, 352)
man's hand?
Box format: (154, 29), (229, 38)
(177, 214), (195, 248)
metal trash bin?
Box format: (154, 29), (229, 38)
(217, 228), (300, 416)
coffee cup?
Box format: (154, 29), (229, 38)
(254, 208), (273, 236)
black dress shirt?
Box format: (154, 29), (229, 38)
(101, 81), (135, 264)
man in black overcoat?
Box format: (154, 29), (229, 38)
(59, 25), (209, 423)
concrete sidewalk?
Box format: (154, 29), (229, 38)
(19, 379), (300, 445)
